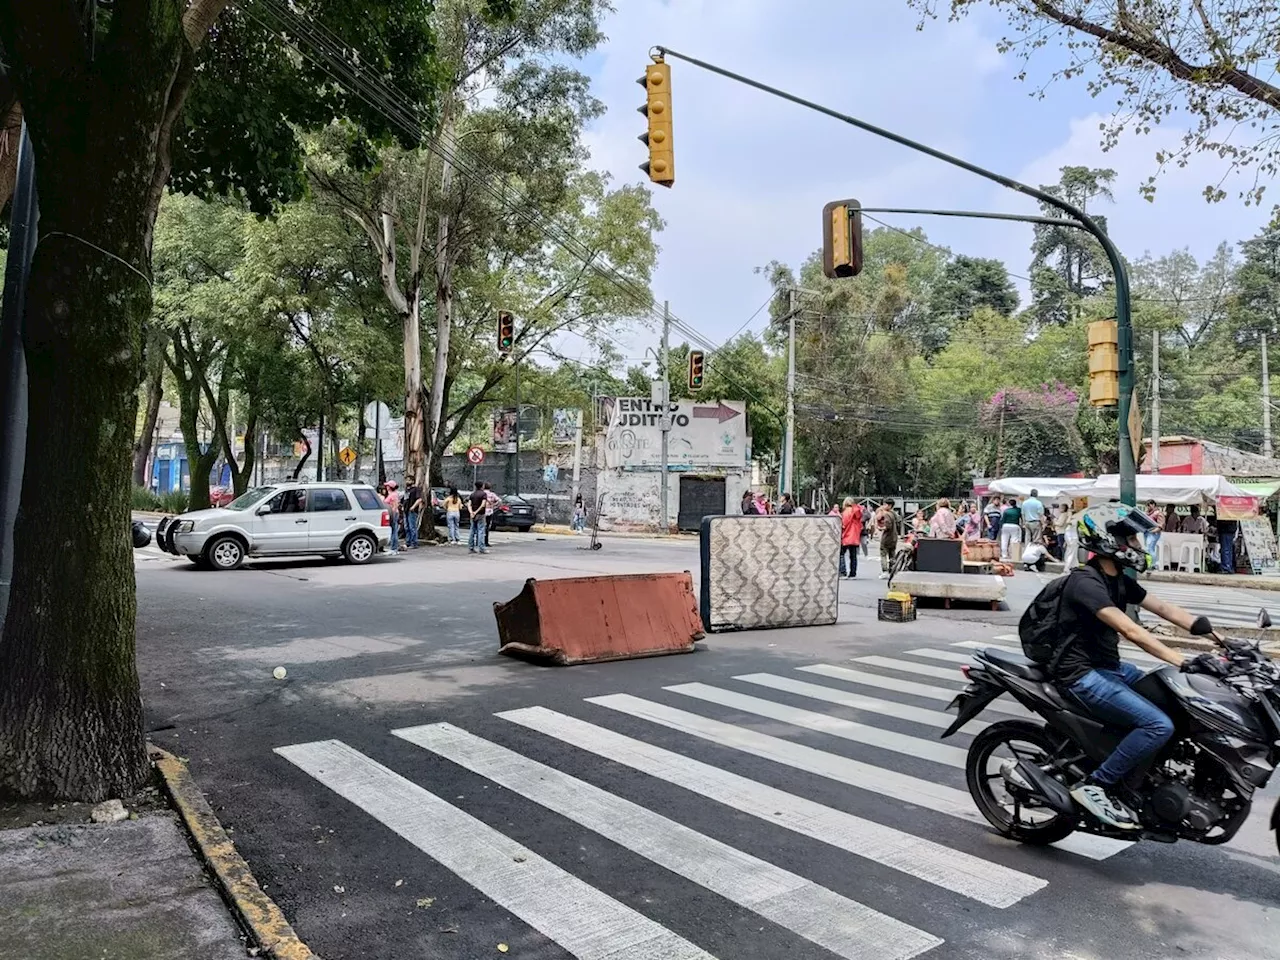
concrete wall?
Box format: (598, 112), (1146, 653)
(597, 468), (750, 532)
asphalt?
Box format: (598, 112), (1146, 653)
(134, 533), (1280, 960)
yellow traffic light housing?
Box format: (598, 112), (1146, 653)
(822, 199), (863, 279)
(1088, 319), (1120, 406)
(497, 311), (514, 355)
(688, 350), (705, 391)
(638, 59), (674, 187)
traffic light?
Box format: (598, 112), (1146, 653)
(638, 58), (674, 187)
(1087, 319), (1120, 406)
(497, 310), (514, 355)
(822, 199), (863, 279)
(688, 350), (705, 391)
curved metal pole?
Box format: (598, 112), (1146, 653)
(657, 47), (1137, 506)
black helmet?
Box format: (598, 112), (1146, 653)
(1077, 504), (1158, 572)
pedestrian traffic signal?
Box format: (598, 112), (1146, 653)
(688, 350), (705, 391)
(1088, 318), (1120, 406)
(822, 199), (863, 279)
(638, 59), (674, 187)
(497, 310), (515, 354)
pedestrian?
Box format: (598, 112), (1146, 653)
(484, 481), (498, 546)
(984, 498), (1002, 541)
(778, 493), (796, 515)
(1000, 497), (1022, 561)
(1144, 500), (1164, 557)
(1164, 503), (1180, 534)
(962, 501), (983, 541)
(741, 490), (758, 515)
(468, 480), (488, 554)
(875, 501), (899, 578)
(840, 497), (863, 579)
(1182, 504), (1209, 536)
(571, 494), (586, 533)
(931, 498), (957, 538)
(861, 505), (873, 556)
(1218, 516), (1238, 574)
(403, 480), (424, 548)
(911, 509), (929, 535)
(444, 486), (462, 543)
(1021, 488), (1045, 543)
(383, 481), (401, 555)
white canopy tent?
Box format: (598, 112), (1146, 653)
(986, 477), (1096, 500)
(1073, 473), (1255, 506)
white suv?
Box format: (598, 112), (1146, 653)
(157, 482), (390, 570)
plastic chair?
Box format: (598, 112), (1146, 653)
(1177, 541), (1204, 573)
(1156, 539), (1175, 571)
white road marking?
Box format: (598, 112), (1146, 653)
(797, 664), (1026, 715)
(582, 694), (1125, 861)
(854, 655), (972, 683)
(734, 673), (990, 733)
(274, 739), (717, 960)
(498, 706), (1048, 907)
(666, 682), (968, 768)
(395, 722), (943, 959)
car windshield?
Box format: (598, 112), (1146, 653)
(226, 486), (277, 511)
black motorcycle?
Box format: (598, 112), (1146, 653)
(943, 624), (1280, 853)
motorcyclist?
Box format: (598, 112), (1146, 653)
(1054, 505), (1205, 831)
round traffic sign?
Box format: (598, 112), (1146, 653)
(466, 445), (485, 465)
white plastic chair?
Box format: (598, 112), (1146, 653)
(1177, 541), (1204, 573)
(1156, 539), (1175, 571)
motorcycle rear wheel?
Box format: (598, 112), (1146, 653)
(966, 719), (1077, 845)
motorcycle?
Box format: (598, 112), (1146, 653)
(942, 621), (1280, 853)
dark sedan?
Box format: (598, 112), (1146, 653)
(492, 495), (537, 531)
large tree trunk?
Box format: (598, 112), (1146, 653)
(424, 102), (457, 491)
(132, 352), (164, 487)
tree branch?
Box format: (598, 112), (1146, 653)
(1032, 0), (1280, 110)
(182, 0), (233, 49)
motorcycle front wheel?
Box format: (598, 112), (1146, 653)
(966, 719), (1077, 845)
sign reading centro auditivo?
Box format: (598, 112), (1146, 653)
(604, 397), (748, 470)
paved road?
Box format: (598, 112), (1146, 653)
(135, 534), (1280, 960)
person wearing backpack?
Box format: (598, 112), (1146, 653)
(1018, 504), (1202, 831)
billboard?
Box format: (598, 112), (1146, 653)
(552, 408), (582, 445)
(604, 397), (748, 470)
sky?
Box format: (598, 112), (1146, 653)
(570, 0), (1274, 363)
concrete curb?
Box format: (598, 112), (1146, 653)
(1143, 570), (1280, 592)
(150, 745), (318, 960)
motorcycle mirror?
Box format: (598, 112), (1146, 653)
(1258, 609), (1273, 630)
(1189, 615), (1215, 637)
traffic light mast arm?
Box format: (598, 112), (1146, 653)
(655, 45), (1137, 507)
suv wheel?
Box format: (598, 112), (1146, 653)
(344, 532), (377, 565)
(205, 535), (246, 571)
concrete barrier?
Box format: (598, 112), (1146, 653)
(699, 515), (841, 633)
(494, 572), (704, 665)
(893, 571), (1006, 610)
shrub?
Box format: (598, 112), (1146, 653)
(158, 490), (189, 515)
(131, 486), (163, 511)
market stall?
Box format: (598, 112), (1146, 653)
(1071, 474), (1269, 574)
(985, 477), (1096, 500)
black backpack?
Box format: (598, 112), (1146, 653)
(1018, 574), (1073, 667)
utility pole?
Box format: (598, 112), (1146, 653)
(513, 354), (521, 496)
(784, 287), (797, 497)
(1263, 333), (1273, 460)
(995, 396), (1006, 478)
(659, 301), (671, 533)
(316, 410), (324, 481)
(1151, 332), (1161, 473)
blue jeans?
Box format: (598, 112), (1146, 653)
(447, 513), (459, 542)
(388, 513), (399, 551)
(1221, 529), (1236, 573)
(469, 515), (487, 552)
(1070, 662), (1174, 786)
(406, 511), (419, 547)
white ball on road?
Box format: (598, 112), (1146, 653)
(273, 666), (287, 680)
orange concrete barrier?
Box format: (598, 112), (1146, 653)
(494, 572), (704, 665)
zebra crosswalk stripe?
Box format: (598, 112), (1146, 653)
(797, 664), (1026, 715)
(665, 682), (969, 767)
(497, 706), (1048, 907)
(583, 692), (1125, 860)
(854, 655), (973, 683)
(394, 722), (944, 960)
(734, 672), (990, 733)
(274, 739), (717, 960)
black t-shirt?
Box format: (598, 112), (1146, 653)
(1053, 564), (1147, 684)
(469, 489), (487, 515)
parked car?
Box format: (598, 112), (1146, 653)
(492, 495), (537, 532)
(156, 482), (390, 570)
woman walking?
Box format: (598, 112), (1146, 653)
(840, 497), (863, 579)
(444, 487), (462, 544)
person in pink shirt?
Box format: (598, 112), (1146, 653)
(931, 498), (957, 538)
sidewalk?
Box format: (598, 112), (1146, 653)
(0, 749), (315, 960)
(0, 810), (247, 960)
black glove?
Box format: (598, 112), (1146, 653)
(1181, 652), (1230, 677)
